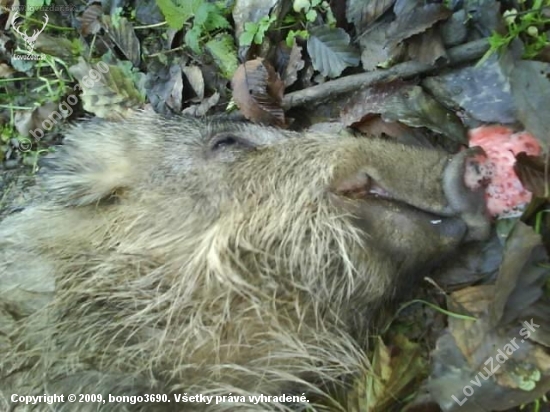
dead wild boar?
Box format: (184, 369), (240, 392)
(0, 112), (490, 411)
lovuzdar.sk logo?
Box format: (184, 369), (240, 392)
(11, 11), (48, 60)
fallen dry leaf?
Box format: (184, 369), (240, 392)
(79, 3), (103, 36)
(145, 61), (184, 113)
(385, 3), (451, 48)
(507, 59), (550, 151)
(423, 55), (517, 125)
(348, 335), (428, 412)
(426, 222), (550, 411)
(279, 41), (305, 88)
(102, 16), (141, 67)
(231, 58), (285, 126)
(341, 81), (466, 143)
(406, 28), (447, 65)
(514, 153), (549, 198)
(358, 21), (405, 71)
(69, 58), (145, 119)
(345, 0), (395, 34)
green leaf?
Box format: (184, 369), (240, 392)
(283, 14), (298, 25)
(240, 22), (259, 46)
(244, 21), (259, 32)
(239, 31), (256, 47)
(253, 15), (275, 44)
(185, 26), (202, 53)
(306, 9), (317, 22)
(193, 2), (230, 32)
(155, 0), (202, 30)
(307, 25), (360, 78)
(205, 33), (238, 79)
(286, 29), (309, 47)
(194, 2), (212, 27)
(293, 0), (311, 13)
(203, 11), (230, 31)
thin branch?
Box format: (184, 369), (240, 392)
(282, 38), (490, 109)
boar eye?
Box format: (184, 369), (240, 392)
(210, 134), (254, 151)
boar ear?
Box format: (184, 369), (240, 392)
(39, 122), (134, 207)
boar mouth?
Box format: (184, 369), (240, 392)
(329, 171), (470, 241)
(331, 172), (392, 202)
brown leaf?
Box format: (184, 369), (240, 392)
(348, 335), (428, 412)
(406, 28), (447, 65)
(341, 81), (466, 143)
(503, 56), (550, 151)
(385, 3), (451, 47)
(102, 16), (141, 67)
(79, 3), (103, 36)
(231, 58), (285, 127)
(490, 223), (548, 329)
(514, 153), (549, 198)
(0, 63), (15, 78)
(280, 41), (305, 88)
(182, 92), (220, 117)
(346, 0), (395, 33)
(69, 58), (144, 120)
(358, 22), (405, 71)
(145, 62), (184, 113)
(182, 65), (205, 101)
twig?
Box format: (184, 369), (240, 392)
(282, 38), (490, 109)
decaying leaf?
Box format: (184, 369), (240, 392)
(423, 54), (517, 125)
(14, 102), (61, 139)
(385, 3), (451, 47)
(345, 0), (395, 34)
(440, 9), (468, 47)
(69, 58), (145, 119)
(0, 63), (15, 78)
(102, 16), (141, 67)
(182, 92), (220, 117)
(348, 335), (428, 412)
(145, 61), (184, 113)
(307, 25), (360, 79)
(33, 33), (76, 61)
(358, 22), (405, 71)
(506, 58), (550, 151)
(232, 0), (279, 40)
(79, 3), (103, 36)
(514, 153), (549, 198)
(135, 0), (164, 25)
(406, 28), (447, 65)
(489, 223), (549, 330)
(280, 41), (305, 88)
(182, 65), (205, 101)
(231, 58), (285, 126)
(426, 223), (550, 411)
(341, 82), (466, 143)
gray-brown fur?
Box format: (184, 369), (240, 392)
(0, 112), (490, 411)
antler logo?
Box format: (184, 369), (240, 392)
(11, 11), (49, 53)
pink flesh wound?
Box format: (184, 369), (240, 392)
(467, 125), (541, 218)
